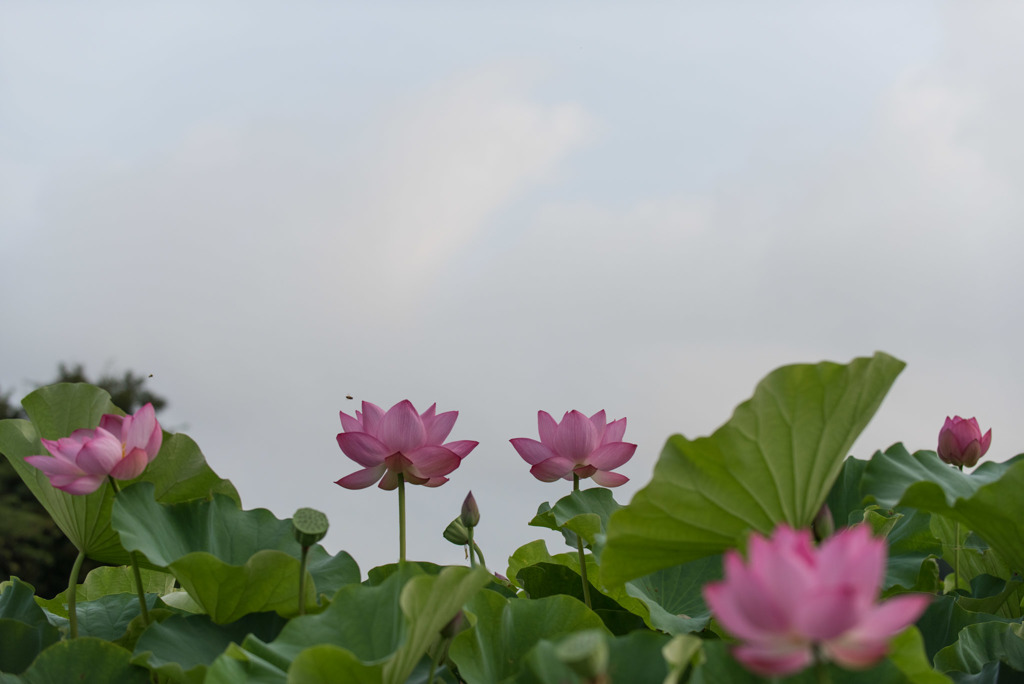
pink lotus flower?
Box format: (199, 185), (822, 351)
(703, 524), (930, 677)
(937, 416), (992, 468)
(24, 404), (163, 495)
(335, 400), (477, 490)
(510, 410), (636, 487)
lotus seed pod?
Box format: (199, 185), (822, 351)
(292, 507), (329, 547)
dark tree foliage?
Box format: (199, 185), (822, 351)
(0, 365), (167, 597)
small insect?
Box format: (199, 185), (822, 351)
(345, 395), (353, 400)
(148, 374), (153, 378)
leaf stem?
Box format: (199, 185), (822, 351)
(298, 544), (310, 616)
(67, 548), (85, 638)
(398, 474), (407, 565)
(573, 474), (592, 610)
(108, 477), (150, 626)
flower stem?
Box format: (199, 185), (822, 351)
(814, 648), (832, 684)
(67, 548), (85, 638)
(954, 520), (961, 595)
(108, 477), (150, 626)
(953, 464), (963, 595)
(298, 544), (310, 616)
(398, 474), (407, 565)
(427, 651), (439, 684)
(472, 541), (487, 571)
(467, 526), (476, 569)
(573, 474), (592, 610)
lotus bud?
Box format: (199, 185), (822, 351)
(443, 517), (470, 546)
(292, 507), (329, 547)
(937, 416), (992, 468)
(812, 504), (834, 542)
(460, 491), (480, 528)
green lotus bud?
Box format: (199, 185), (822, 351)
(293, 507), (329, 547)
(460, 491), (480, 528)
(812, 503), (835, 542)
(443, 517), (470, 546)
(555, 629), (608, 680)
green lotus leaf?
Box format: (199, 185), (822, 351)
(449, 590), (608, 683)
(4, 637), (150, 684)
(206, 565), (488, 684)
(516, 563), (645, 635)
(916, 594), (1017, 663)
(0, 578), (61, 674)
(602, 352), (904, 585)
(606, 630), (676, 684)
(934, 622), (1024, 679)
(0, 578), (50, 627)
(203, 642), (287, 684)
(825, 455), (871, 525)
(523, 629), (670, 684)
(366, 561), (443, 586)
(36, 565), (175, 618)
(862, 445), (1024, 574)
(0, 383), (239, 565)
(507, 540), (589, 591)
(75, 593), (159, 641)
(111, 482), (359, 623)
(930, 516), (1014, 596)
(286, 645), (383, 683)
(886, 627), (956, 684)
(130, 611), (286, 684)
(383, 566), (492, 683)
(529, 488), (622, 551)
(623, 554), (722, 635)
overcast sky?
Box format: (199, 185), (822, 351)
(2, 3), (1022, 573)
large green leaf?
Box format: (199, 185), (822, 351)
(602, 352), (905, 585)
(130, 611), (286, 684)
(934, 622), (1024, 679)
(36, 565), (175, 618)
(111, 482), (359, 623)
(915, 594), (1016, 663)
(518, 629), (672, 684)
(383, 566), (492, 684)
(449, 590), (608, 683)
(0, 384), (239, 565)
(825, 456), (872, 524)
(286, 645), (383, 684)
(862, 445), (1024, 573)
(529, 488), (622, 552)
(505, 540), (649, 630)
(624, 554), (722, 635)
(516, 563), (645, 635)
(3, 638), (150, 684)
(205, 566), (488, 684)
(75, 593), (159, 641)
(0, 579), (61, 674)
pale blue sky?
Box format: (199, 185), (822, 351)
(2, 3), (1021, 571)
